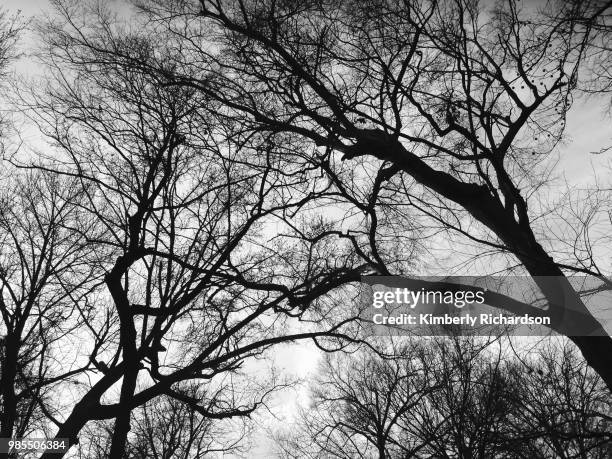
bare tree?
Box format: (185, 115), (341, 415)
(101, 0), (612, 390)
(276, 340), (443, 459)
(0, 171), (100, 447)
(2, 0), (610, 455)
(276, 338), (612, 459)
(504, 342), (612, 458)
(1, 7), (103, 452)
(10, 2), (374, 455)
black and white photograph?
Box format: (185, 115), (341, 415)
(0, 0), (612, 457)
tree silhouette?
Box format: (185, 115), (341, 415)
(0, 172), (100, 449)
(114, 0), (612, 389)
(1, 9), (101, 454)
(276, 338), (612, 459)
(0, 0), (610, 456)
(12, 3), (372, 455)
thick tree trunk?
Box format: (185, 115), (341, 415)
(570, 336), (612, 392)
(366, 137), (612, 393)
(106, 267), (139, 458)
(38, 362), (126, 459)
(38, 396), (96, 459)
(515, 245), (612, 393)
(108, 369), (138, 458)
(0, 334), (18, 458)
